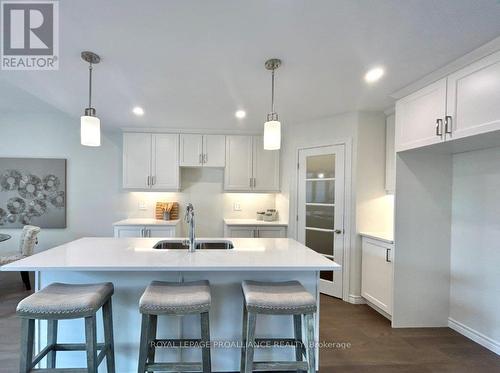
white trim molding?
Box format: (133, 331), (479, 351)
(448, 317), (500, 355)
(348, 294), (366, 305)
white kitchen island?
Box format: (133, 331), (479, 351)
(2, 237), (340, 372)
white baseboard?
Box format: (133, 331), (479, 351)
(347, 294), (366, 304)
(448, 317), (500, 355)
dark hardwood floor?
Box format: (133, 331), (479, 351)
(1, 271), (499, 372)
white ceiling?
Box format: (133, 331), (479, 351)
(2, 0), (500, 131)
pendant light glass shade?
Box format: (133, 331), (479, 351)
(264, 120), (281, 150)
(80, 115), (101, 146)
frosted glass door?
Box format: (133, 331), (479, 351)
(297, 145), (345, 298)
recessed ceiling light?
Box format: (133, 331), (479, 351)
(132, 106), (144, 116)
(364, 67), (385, 83)
(235, 110), (246, 119)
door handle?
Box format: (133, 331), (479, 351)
(386, 248), (391, 263)
(334, 229), (343, 234)
(436, 118), (443, 136)
(445, 115), (452, 134)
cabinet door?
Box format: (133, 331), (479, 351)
(256, 227), (287, 238)
(252, 136), (280, 192)
(123, 133), (151, 189)
(395, 78), (447, 152)
(114, 226), (144, 238)
(180, 134), (204, 167)
(203, 135), (226, 167)
(151, 134), (179, 190)
(361, 238), (393, 315)
(146, 226), (177, 238)
(446, 51), (500, 141)
(227, 227), (256, 238)
(224, 136), (253, 191)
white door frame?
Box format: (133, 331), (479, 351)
(295, 139), (352, 302)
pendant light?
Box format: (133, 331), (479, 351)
(80, 51), (101, 147)
(263, 58), (282, 150)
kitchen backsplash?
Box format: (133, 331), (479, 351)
(124, 168), (276, 236)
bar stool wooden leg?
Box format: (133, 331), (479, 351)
(46, 319), (58, 368)
(240, 305), (248, 373)
(304, 314), (315, 373)
(137, 314), (151, 373)
(103, 298), (116, 373)
(294, 314), (303, 368)
(85, 315), (98, 373)
(201, 312), (212, 373)
(244, 312), (257, 373)
(147, 314), (157, 365)
(19, 318), (34, 373)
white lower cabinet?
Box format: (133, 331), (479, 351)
(361, 236), (394, 317)
(224, 225), (287, 238)
(114, 225), (177, 238)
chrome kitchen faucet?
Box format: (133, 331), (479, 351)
(185, 203), (196, 252)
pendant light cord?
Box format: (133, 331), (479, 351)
(271, 69), (275, 114)
(88, 63), (93, 108)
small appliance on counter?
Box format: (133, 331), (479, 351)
(256, 211), (266, 220)
(155, 202), (179, 220)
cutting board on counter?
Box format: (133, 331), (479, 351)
(155, 202), (179, 220)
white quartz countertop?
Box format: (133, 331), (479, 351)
(1, 237), (339, 272)
(359, 232), (394, 244)
(113, 218), (180, 226)
(224, 218), (288, 226)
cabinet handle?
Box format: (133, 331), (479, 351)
(445, 115), (452, 134)
(147, 229), (151, 237)
(386, 248), (391, 263)
(253, 178), (256, 188)
(435, 118), (443, 136)
(249, 178), (252, 188)
(152, 176), (156, 185)
(254, 229), (259, 238)
(204, 154), (208, 163)
(140, 228), (144, 237)
(199, 154), (202, 164)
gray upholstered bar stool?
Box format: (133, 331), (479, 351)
(138, 280), (212, 373)
(16, 282), (115, 373)
(240, 280), (317, 373)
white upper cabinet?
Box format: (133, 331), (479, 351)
(224, 135), (253, 191)
(395, 51), (500, 152)
(203, 135), (226, 167)
(180, 134), (203, 167)
(252, 136), (280, 192)
(179, 134), (225, 167)
(151, 134), (179, 190)
(395, 78), (447, 152)
(224, 135), (280, 192)
(123, 133), (151, 189)
(446, 51), (500, 141)
(123, 133), (179, 190)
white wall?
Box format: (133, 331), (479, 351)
(450, 147), (500, 350)
(0, 109), (275, 254)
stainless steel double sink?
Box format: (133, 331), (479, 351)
(153, 240), (234, 250)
